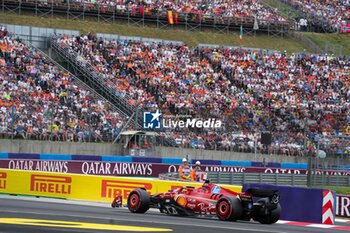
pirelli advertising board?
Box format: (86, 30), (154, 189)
(0, 171), (6, 190)
(0, 169), (242, 203)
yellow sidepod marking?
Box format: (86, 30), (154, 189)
(0, 218), (172, 232)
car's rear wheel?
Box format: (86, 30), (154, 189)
(127, 189), (150, 213)
(216, 196), (242, 221)
(253, 198), (281, 224)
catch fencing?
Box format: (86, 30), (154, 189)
(209, 172), (350, 187)
(161, 172), (350, 187)
(1, 23), (79, 48)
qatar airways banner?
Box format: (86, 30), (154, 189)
(1, 159), (350, 177)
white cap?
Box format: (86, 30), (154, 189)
(182, 158), (187, 162)
(195, 161), (201, 166)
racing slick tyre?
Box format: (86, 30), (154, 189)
(253, 198), (281, 224)
(216, 196), (242, 221)
(127, 189), (150, 213)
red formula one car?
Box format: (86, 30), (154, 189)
(118, 180), (281, 224)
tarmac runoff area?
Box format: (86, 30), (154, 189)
(0, 195), (350, 233)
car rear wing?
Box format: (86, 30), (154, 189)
(243, 188), (280, 207)
(244, 188), (278, 198)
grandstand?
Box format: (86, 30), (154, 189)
(0, 27), (126, 142)
(0, 0), (349, 160)
(1, 0), (290, 36)
(281, 0), (350, 32)
(49, 32), (349, 156)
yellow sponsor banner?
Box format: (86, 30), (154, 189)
(0, 169), (242, 204)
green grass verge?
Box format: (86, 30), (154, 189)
(1, 12), (348, 55)
(304, 33), (350, 56)
(313, 186), (350, 195)
(262, 0), (302, 19)
(0, 12), (309, 52)
(262, 0), (350, 56)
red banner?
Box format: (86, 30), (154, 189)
(173, 11), (178, 24)
(1, 159), (350, 177)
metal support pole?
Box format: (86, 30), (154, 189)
(134, 106), (139, 129)
(254, 136), (257, 161)
(307, 152), (312, 187)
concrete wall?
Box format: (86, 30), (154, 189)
(155, 146), (308, 163)
(0, 139), (309, 163)
(0, 139), (122, 156)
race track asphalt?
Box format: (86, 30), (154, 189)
(0, 195), (349, 233)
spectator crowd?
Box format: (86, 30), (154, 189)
(0, 22), (348, 157)
(0, 27), (125, 143)
(63, 0), (287, 24)
(285, 0), (350, 31)
(11, 0), (350, 32)
(54, 33), (350, 156)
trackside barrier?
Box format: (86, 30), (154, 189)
(3, 152), (350, 174)
(0, 152), (311, 169)
(243, 184), (336, 224)
(0, 169), (241, 204)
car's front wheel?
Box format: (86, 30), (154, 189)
(127, 189), (150, 213)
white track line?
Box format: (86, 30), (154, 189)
(307, 224), (335, 229)
(335, 219), (350, 223)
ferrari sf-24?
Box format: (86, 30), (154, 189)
(112, 180), (281, 224)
